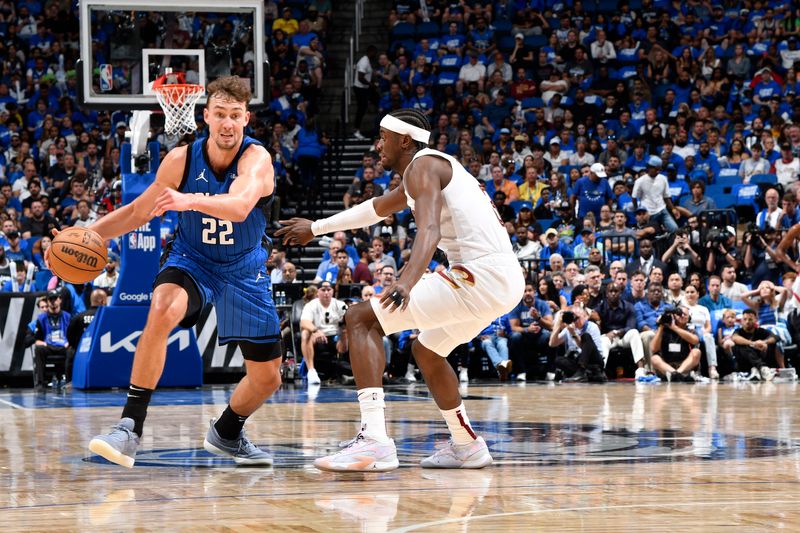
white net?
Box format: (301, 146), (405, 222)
(154, 84), (204, 136)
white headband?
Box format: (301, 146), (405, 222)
(379, 115), (431, 143)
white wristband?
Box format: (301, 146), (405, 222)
(311, 198), (384, 236)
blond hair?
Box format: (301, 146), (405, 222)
(206, 76), (251, 106)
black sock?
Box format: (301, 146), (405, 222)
(214, 405), (249, 440)
(121, 384), (153, 437)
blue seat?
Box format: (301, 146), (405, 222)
(598, 0), (618, 13)
(390, 38), (416, 55)
(523, 35), (547, 49)
(416, 21), (439, 39)
(444, 143), (459, 155)
(617, 65), (638, 79)
(391, 22), (415, 40)
(716, 169), (741, 187)
(710, 309), (726, 334)
(497, 35), (516, 53)
(510, 200), (532, 215)
(25, 236), (41, 252)
(714, 192), (737, 209)
(521, 96), (544, 109)
(493, 20), (512, 37)
(34, 269), (52, 292)
(732, 300), (750, 313)
(536, 218), (554, 231)
(751, 173), (778, 185)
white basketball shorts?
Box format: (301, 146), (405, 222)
(370, 253), (525, 356)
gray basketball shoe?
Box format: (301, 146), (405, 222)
(420, 436), (493, 469)
(203, 418), (274, 466)
(88, 417), (140, 468)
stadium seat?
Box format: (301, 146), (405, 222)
(34, 269), (52, 292)
(497, 35), (516, 53)
(716, 169), (740, 187)
(583, 94), (603, 106)
(598, 0), (618, 13)
(521, 96), (544, 109)
(510, 200), (532, 215)
(750, 173), (778, 185)
(444, 143), (459, 155)
(617, 66), (638, 79)
(391, 22), (415, 40)
(713, 192), (737, 209)
(523, 35), (547, 49)
(416, 21), (439, 39)
(493, 20), (512, 37)
(732, 300), (750, 313)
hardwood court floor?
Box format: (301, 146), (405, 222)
(2, 381), (800, 532)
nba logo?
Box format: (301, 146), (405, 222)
(129, 233), (137, 248)
(99, 64), (113, 92)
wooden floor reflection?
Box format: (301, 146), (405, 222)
(2, 381), (800, 532)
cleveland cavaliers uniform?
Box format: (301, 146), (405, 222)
(157, 136), (281, 349)
(370, 148), (525, 356)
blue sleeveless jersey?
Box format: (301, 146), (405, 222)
(160, 136), (280, 346)
(173, 136), (273, 269)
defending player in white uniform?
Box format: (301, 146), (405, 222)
(277, 109), (525, 471)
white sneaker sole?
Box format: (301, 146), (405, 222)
(314, 455), (400, 472)
(203, 439), (274, 465)
(89, 438), (135, 468)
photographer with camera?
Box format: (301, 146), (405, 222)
(705, 225), (740, 276)
(650, 305), (702, 382)
(661, 229), (702, 280)
(549, 306), (605, 383)
(744, 224), (782, 286)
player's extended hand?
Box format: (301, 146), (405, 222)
(275, 218), (315, 246)
(152, 188), (194, 216)
(380, 282), (411, 313)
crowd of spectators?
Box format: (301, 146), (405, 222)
(282, 0), (800, 384)
(0, 1), (333, 306)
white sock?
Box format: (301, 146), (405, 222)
(440, 402), (477, 446)
(357, 388), (389, 442)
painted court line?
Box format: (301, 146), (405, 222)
(387, 498), (800, 532)
(0, 398), (30, 410)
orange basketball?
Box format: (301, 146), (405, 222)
(49, 227), (108, 284)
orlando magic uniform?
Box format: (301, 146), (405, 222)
(155, 136), (280, 357)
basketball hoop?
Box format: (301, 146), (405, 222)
(153, 72), (203, 136)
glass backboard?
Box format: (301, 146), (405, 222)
(79, 0), (267, 110)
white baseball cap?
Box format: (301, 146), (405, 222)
(590, 162), (607, 178)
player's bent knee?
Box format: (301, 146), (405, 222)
(147, 299), (187, 330)
(345, 301), (379, 331)
(249, 363), (282, 392)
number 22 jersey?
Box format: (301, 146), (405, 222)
(172, 136), (273, 269)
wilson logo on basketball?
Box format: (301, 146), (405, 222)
(60, 246), (99, 268)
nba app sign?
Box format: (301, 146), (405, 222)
(128, 223), (157, 252)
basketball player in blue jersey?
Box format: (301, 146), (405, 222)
(68, 77), (282, 468)
(278, 109), (524, 471)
